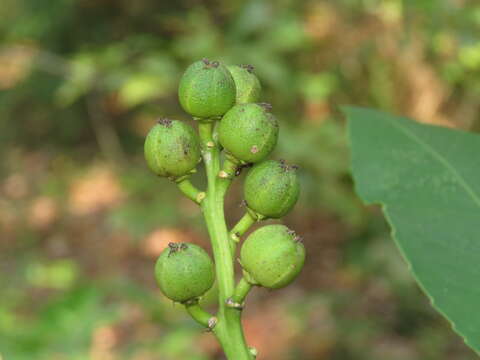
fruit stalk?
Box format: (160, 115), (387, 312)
(199, 121), (252, 360)
(230, 212), (256, 242)
(176, 178), (205, 204)
(185, 300), (214, 327)
(233, 277), (253, 304)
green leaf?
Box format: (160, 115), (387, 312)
(344, 106), (480, 354)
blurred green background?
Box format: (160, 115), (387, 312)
(1, 0), (479, 359)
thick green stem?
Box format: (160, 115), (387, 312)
(219, 157), (238, 179)
(233, 277), (253, 304)
(230, 212), (257, 243)
(185, 301), (214, 328)
(176, 178), (205, 204)
(199, 121), (252, 360)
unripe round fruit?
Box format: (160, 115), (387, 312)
(155, 242), (215, 303)
(178, 59), (236, 118)
(218, 103), (278, 163)
(227, 64), (261, 104)
(240, 225), (305, 289)
(144, 118), (201, 179)
(244, 159), (300, 218)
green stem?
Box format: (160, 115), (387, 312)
(230, 212), (257, 242)
(219, 157), (238, 179)
(185, 301), (214, 327)
(233, 277), (253, 304)
(176, 178), (205, 204)
(199, 121), (252, 360)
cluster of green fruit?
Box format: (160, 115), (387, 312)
(144, 58), (305, 304)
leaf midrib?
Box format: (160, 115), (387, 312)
(384, 116), (480, 209)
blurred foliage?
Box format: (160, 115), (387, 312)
(0, 0), (479, 359)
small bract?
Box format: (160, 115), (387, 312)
(227, 64), (261, 104)
(178, 59), (236, 118)
(244, 159), (300, 218)
(240, 225), (305, 289)
(218, 103), (278, 164)
(144, 118), (201, 179)
(155, 242), (215, 303)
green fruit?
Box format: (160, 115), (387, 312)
(218, 103), (278, 163)
(144, 118), (201, 179)
(178, 59), (236, 118)
(244, 159), (300, 218)
(155, 242), (215, 303)
(227, 64), (261, 104)
(240, 225), (305, 289)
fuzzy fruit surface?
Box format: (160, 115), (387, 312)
(240, 224), (305, 289)
(244, 159), (299, 218)
(178, 59), (236, 118)
(155, 243), (215, 303)
(144, 119), (201, 178)
(218, 103), (278, 163)
(227, 65), (261, 104)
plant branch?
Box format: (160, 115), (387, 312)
(198, 121), (252, 360)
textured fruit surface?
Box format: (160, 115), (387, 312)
(240, 225), (305, 289)
(144, 119), (201, 178)
(244, 160), (299, 218)
(218, 103), (278, 163)
(178, 59), (236, 118)
(155, 243), (215, 303)
(227, 65), (261, 104)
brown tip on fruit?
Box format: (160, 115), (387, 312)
(241, 64), (255, 73)
(203, 59), (220, 69)
(258, 102), (272, 111)
(250, 145), (259, 154)
(279, 159), (299, 172)
(157, 118), (173, 128)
